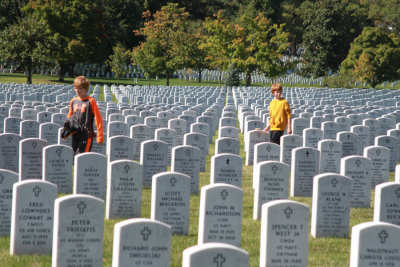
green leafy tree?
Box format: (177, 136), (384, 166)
(225, 63), (241, 86)
(299, 0), (369, 77)
(0, 0), (28, 30)
(201, 10), (239, 83)
(107, 43), (131, 79)
(24, 0), (108, 82)
(363, 0), (400, 34)
(185, 24), (210, 83)
(233, 13), (292, 86)
(340, 27), (400, 88)
(132, 3), (192, 86)
(0, 17), (49, 84)
(100, 0), (143, 53)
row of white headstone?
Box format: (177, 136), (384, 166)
(1, 84), (400, 266)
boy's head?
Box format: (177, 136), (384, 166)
(271, 83), (283, 94)
(73, 76), (90, 92)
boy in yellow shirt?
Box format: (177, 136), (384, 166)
(263, 83), (292, 145)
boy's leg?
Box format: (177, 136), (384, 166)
(270, 131), (284, 145)
(72, 136), (92, 156)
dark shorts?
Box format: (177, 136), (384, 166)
(270, 131), (284, 145)
(72, 134), (93, 157)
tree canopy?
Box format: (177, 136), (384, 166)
(340, 27), (400, 87)
(299, 0), (369, 78)
(0, 16), (49, 84)
(132, 3), (192, 86)
(24, 0), (108, 81)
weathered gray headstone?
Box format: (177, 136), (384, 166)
(112, 218), (171, 267)
(107, 135), (134, 162)
(52, 194), (105, 267)
(198, 184), (243, 246)
(106, 160), (143, 219)
(10, 180), (57, 254)
(184, 133), (208, 172)
(140, 140), (168, 187)
(318, 140), (342, 174)
(73, 152), (107, 200)
(182, 243), (249, 267)
(253, 161), (290, 220)
(39, 122), (60, 145)
(43, 144), (73, 194)
(290, 147), (320, 197)
(303, 128), (323, 149)
(375, 135), (399, 172)
(245, 130), (269, 166)
(150, 172), (191, 235)
(130, 124), (152, 160)
(374, 182), (400, 226)
(155, 128), (177, 165)
(0, 133), (21, 172)
(20, 120), (40, 139)
(311, 173), (352, 237)
(210, 153), (242, 187)
(0, 169), (18, 236)
(337, 131), (358, 157)
(260, 200), (309, 267)
(350, 222), (400, 267)
(19, 138), (48, 181)
(364, 146), (390, 188)
(171, 145), (201, 194)
(280, 134), (303, 167)
(340, 156), (372, 208)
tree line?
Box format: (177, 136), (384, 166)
(0, 0), (399, 88)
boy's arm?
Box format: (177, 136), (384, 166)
(66, 99), (74, 118)
(91, 99), (104, 143)
(287, 118), (292, 134)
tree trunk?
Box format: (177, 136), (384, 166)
(198, 69), (202, 83)
(245, 72), (251, 87)
(166, 72), (170, 86)
(26, 69), (32, 84)
(218, 70), (222, 85)
(58, 63), (67, 82)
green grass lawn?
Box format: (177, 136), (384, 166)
(0, 73), (394, 266)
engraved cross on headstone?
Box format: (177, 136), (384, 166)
(33, 186), (41, 197)
(305, 150), (310, 157)
(266, 145), (271, 152)
(355, 160), (361, 168)
(77, 201), (87, 214)
(0, 174), (4, 184)
(272, 165), (278, 174)
(376, 149), (381, 156)
(56, 148), (62, 157)
(141, 227), (152, 241)
(378, 230), (388, 244)
(185, 149), (190, 157)
(32, 141), (37, 149)
(170, 177), (177, 187)
(153, 144), (158, 151)
(226, 159), (230, 165)
(395, 188), (400, 198)
(124, 164), (131, 173)
(119, 139), (125, 146)
(284, 207), (293, 219)
(220, 190), (228, 200)
(213, 253), (226, 267)
(331, 178), (338, 188)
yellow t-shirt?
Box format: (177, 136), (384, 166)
(268, 98), (291, 131)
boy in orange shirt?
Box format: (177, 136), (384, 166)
(264, 83), (292, 145)
(66, 76), (104, 156)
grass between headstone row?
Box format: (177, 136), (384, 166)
(0, 79), (392, 266)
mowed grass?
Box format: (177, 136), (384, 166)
(0, 73), (392, 266)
